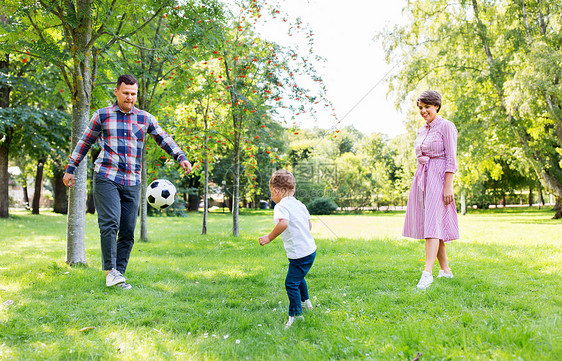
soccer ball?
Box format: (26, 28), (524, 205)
(146, 179), (176, 209)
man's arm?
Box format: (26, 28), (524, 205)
(64, 112), (102, 187)
(179, 160), (192, 174)
(147, 115), (191, 173)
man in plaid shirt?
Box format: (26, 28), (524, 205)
(63, 74), (192, 289)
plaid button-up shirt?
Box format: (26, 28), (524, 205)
(66, 102), (187, 186)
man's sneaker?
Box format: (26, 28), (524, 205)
(118, 282), (132, 290)
(437, 270), (454, 278)
(106, 268), (126, 287)
(285, 315), (304, 329)
(416, 271), (433, 290)
(302, 299), (313, 311)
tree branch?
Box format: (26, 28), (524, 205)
(103, 34), (159, 51)
(24, 11), (71, 73)
(122, 5), (169, 39)
(93, 10), (126, 50)
(91, 0), (118, 40)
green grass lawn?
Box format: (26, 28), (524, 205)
(0, 207), (561, 360)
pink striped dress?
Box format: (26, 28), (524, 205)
(402, 116), (459, 241)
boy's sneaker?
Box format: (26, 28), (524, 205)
(416, 271), (433, 290)
(437, 270), (454, 278)
(106, 268), (126, 287)
(118, 282), (132, 290)
(285, 315), (304, 329)
(302, 299), (313, 311)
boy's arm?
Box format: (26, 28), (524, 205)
(309, 220), (312, 231)
(259, 219), (289, 246)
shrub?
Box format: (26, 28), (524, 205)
(307, 198), (338, 215)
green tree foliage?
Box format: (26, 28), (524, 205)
(1, 0), (184, 263)
(0, 53), (70, 217)
(175, 0), (331, 235)
(92, 1), (223, 239)
(379, 0), (562, 217)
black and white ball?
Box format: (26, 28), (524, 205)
(146, 179), (176, 209)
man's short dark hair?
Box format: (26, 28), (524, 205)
(116, 75), (138, 89)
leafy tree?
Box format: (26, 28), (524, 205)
(1, 0), (180, 263)
(379, 0), (562, 217)
(193, 0), (330, 235)
(95, 2), (223, 240)
(0, 53), (69, 216)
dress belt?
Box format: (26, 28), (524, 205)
(415, 156), (446, 202)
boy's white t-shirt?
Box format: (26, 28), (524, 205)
(273, 196), (317, 259)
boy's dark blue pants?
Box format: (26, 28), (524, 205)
(285, 251), (316, 316)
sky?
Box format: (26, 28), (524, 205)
(256, 0), (409, 138)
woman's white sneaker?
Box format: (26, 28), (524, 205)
(437, 270), (454, 278)
(302, 299), (313, 311)
(416, 271), (433, 290)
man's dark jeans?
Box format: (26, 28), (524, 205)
(94, 172), (141, 275)
(285, 250), (316, 316)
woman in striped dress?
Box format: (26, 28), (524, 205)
(402, 90), (459, 290)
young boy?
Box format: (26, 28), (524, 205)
(258, 170), (317, 328)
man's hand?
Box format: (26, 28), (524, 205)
(63, 173), (75, 187)
(259, 235), (272, 246)
(180, 160), (192, 174)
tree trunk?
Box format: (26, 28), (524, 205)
(0, 131), (11, 218)
(65, 0), (93, 265)
(31, 159), (44, 214)
(86, 148), (101, 214)
(537, 179), (545, 209)
(528, 183), (533, 207)
(52, 168), (68, 214)
(86, 190), (95, 214)
(223, 53), (240, 236)
(86, 162), (95, 214)
(138, 76), (149, 242)
(23, 185), (29, 209)
(86, 163), (95, 214)
(140, 143), (148, 242)
(0, 54), (11, 218)
(202, 111), (209, 235)
(66, 114), (89, 264)
(232, 120), (240, 237)
(553, 198), (561, 219)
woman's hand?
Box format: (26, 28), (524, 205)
(443, 172), (455, 205)
(443, 185), (454, 205)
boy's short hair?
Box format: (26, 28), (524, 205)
(269, 169), (296, 191)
